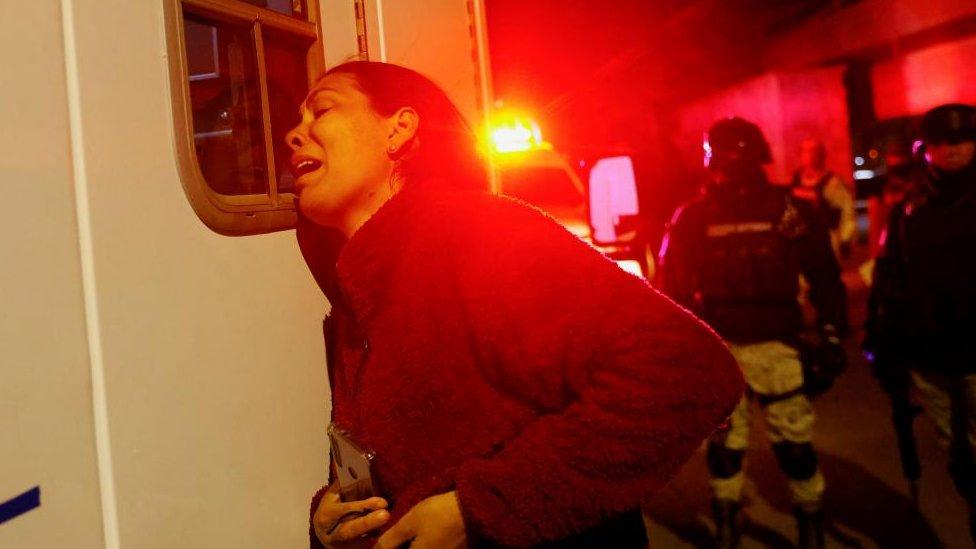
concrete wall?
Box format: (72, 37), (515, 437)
(767, 0), (976, 70)
(676, 67), (852, 185)
(873, 32), (976, 119)
(778, 68), (853, 182)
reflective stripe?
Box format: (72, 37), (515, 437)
(706, 221), (774, 237)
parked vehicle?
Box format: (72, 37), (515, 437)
(489, 114), (653, 277)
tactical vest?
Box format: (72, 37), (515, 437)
(791, 171), (842, 230)
(701, 189), (800, 301)
(695, 186), (808, 341)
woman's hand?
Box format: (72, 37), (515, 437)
(313, 483), (391, 548)
(373, 491), (467, 549)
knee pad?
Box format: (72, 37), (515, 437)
(707, 442), (744, 479)
(772, 441), (819, 481)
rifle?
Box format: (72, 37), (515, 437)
(876, 357), (922, 505)
(892, 389), (922, 504)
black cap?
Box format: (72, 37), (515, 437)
(919, 103), (976, 145)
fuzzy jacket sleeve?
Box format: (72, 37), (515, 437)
(453, 197), (744, 547)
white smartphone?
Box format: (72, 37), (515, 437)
(328, 423), (378, 502)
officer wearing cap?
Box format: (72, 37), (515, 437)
(658, 117), (848, 549)
(865, 103), (976, 543)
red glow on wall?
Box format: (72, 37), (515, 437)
(873, 33), (976, 119)
(675, 67), (851, 185)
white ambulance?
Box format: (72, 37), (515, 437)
(488, 114), (652, 278)
(2, 1), (492, 546)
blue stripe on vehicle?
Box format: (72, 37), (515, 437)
(0, 487), (40, 525)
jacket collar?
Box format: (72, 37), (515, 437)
(334, 183), (428, 329)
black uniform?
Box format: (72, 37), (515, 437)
(867, 159), (976, 506)
(660, 178), (847, 343)
(867, 163), (976, 371)
(865, 103), (976, 541)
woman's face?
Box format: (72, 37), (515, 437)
(286, 73), (394, 227)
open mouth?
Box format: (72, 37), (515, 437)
(293, 158), (323, 178)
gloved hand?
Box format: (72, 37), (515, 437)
(802, 325), (847, 398)
(819, 324), (847, 376)
(862, 334), (910, 396)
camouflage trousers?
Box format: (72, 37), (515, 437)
(710, 341), (826, 508)
(910, 369), (976, 506)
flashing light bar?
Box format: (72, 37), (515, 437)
(488, 113), (545, 154)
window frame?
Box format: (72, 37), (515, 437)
(163, 0), (325, 235)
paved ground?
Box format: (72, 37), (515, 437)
(643, 247), (972, 548)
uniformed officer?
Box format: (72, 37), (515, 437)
(866, 103), (976, 544)
(790, 138), (856, 259)
(658, 117), (848, 549)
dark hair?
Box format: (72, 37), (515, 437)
(324, 61), (489, 191)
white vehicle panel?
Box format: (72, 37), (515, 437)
(0, 0), (104, 546)
(2, 1), (487, 547)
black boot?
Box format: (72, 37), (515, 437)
(712, 499), (741, 549)
(794, 507), (825, 549)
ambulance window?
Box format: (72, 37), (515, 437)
(165, 0), (324, 235)
(185, 16), (269, 196)
(241, 0), (306, 17)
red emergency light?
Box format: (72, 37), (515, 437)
(488, 113), (546, 154)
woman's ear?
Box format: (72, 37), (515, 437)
(387, 107), (419, 155)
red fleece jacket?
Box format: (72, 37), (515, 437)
(306, 184), (743, 547)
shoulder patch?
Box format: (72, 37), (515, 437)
(705, 221), (774, 238)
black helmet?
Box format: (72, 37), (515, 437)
(919, 103), (976, 145)
(704, 117), (772, 171)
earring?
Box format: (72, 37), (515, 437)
(388, 143), (398, 154)
(388, 167), (403, 192)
